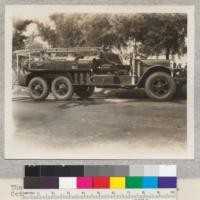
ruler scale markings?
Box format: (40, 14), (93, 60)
(23, 189), (176, 200)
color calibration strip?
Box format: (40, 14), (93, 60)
(24, 165), (176, 189)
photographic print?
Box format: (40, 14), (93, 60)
(5, 5), (194, 159)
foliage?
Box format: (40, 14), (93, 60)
(126, 14), (187, 59)
(15, 13), (187, 59)
(36, 21), (57, 48)
(12, 19), (33, 50)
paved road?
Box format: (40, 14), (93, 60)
(8, 89), (187, 159)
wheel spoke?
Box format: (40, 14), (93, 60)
(56, 81), (69, 96)
(162, 88), (168, 94)
(32, 82), (43, 96)
(151, 78), (170, 97)
(162, 82), (169, 87)
(154, 89), (160, 95)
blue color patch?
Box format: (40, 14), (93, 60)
(143, 177), (158, 188)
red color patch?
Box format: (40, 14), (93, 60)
(93, 177), (110, 188)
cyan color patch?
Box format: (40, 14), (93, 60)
(143, 177), (158, 188)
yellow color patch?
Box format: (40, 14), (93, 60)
(110, 177), (125, 189)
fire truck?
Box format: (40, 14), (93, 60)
(14, 47), (186, 101)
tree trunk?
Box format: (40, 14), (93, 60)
(166, 48), (170, 60)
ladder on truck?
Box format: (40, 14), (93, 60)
(13, 47), (103, 76)
(14, 47), (103, 55)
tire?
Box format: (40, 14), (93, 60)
(145, 72), (176, 101)
(51, 76), (73, 100)
(74, 86), (94, 99)
(28, 77), (49, 101)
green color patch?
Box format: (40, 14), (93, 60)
(126, 177), (143, 188)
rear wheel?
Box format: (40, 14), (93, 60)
(75, 86), (94, 99)
(51, 76), (74, 100)
(145, 72), (176, 101)
(28, 77), (49, 101)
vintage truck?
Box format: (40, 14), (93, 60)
(14, 47), (186, 101)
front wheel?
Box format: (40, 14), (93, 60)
(28, 77), (49, 101)
(145, 72), (176, 101)
(51, 76), (74, 100)
(74, 86), (94, 99)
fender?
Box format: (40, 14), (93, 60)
(136, 65), (172, 88)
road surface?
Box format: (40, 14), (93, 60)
(7, 89), (187, 159)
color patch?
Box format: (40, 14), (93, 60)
(77, 177), (93, 189)
(40, 177), (59, 189)
(93, 177), (110, 188)
(110, 177), (125, 189)
(159, 165), (176, 177)
(24, 177), (40, 189)
(84, 166), (100, 176)
(129, 165), (143, 176)
(98, 166), (116, 176)
(113, 166), (129, 176)
(40, 165), (84, 177)
(143, 165), (159, 176)
(158, 177), (177, 188)
(69, 166), (84, 177)
(25, 166), (40, 177)
(126, 177), (143, 188)
(40, 165), (64, 177)
(143, 177), (158, 188)
(59, 177), (76, 189)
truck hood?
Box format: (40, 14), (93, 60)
(140, 59), (170, 67)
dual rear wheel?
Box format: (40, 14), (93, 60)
(28, 76), (94, 101)
(28, 77), (49, 101)
(51, 76), (74, 100)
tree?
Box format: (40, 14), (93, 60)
(36, 21), (57, 48)
(37, 14), (85, 47)
(24, 32), (45, 49)
(82, 14), (117, 47)
(12, 19), (32, 50)
(122, 14), (187, 59)
(35, 13), (187, 60)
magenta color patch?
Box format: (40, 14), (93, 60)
(77, 177), (93, 189)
